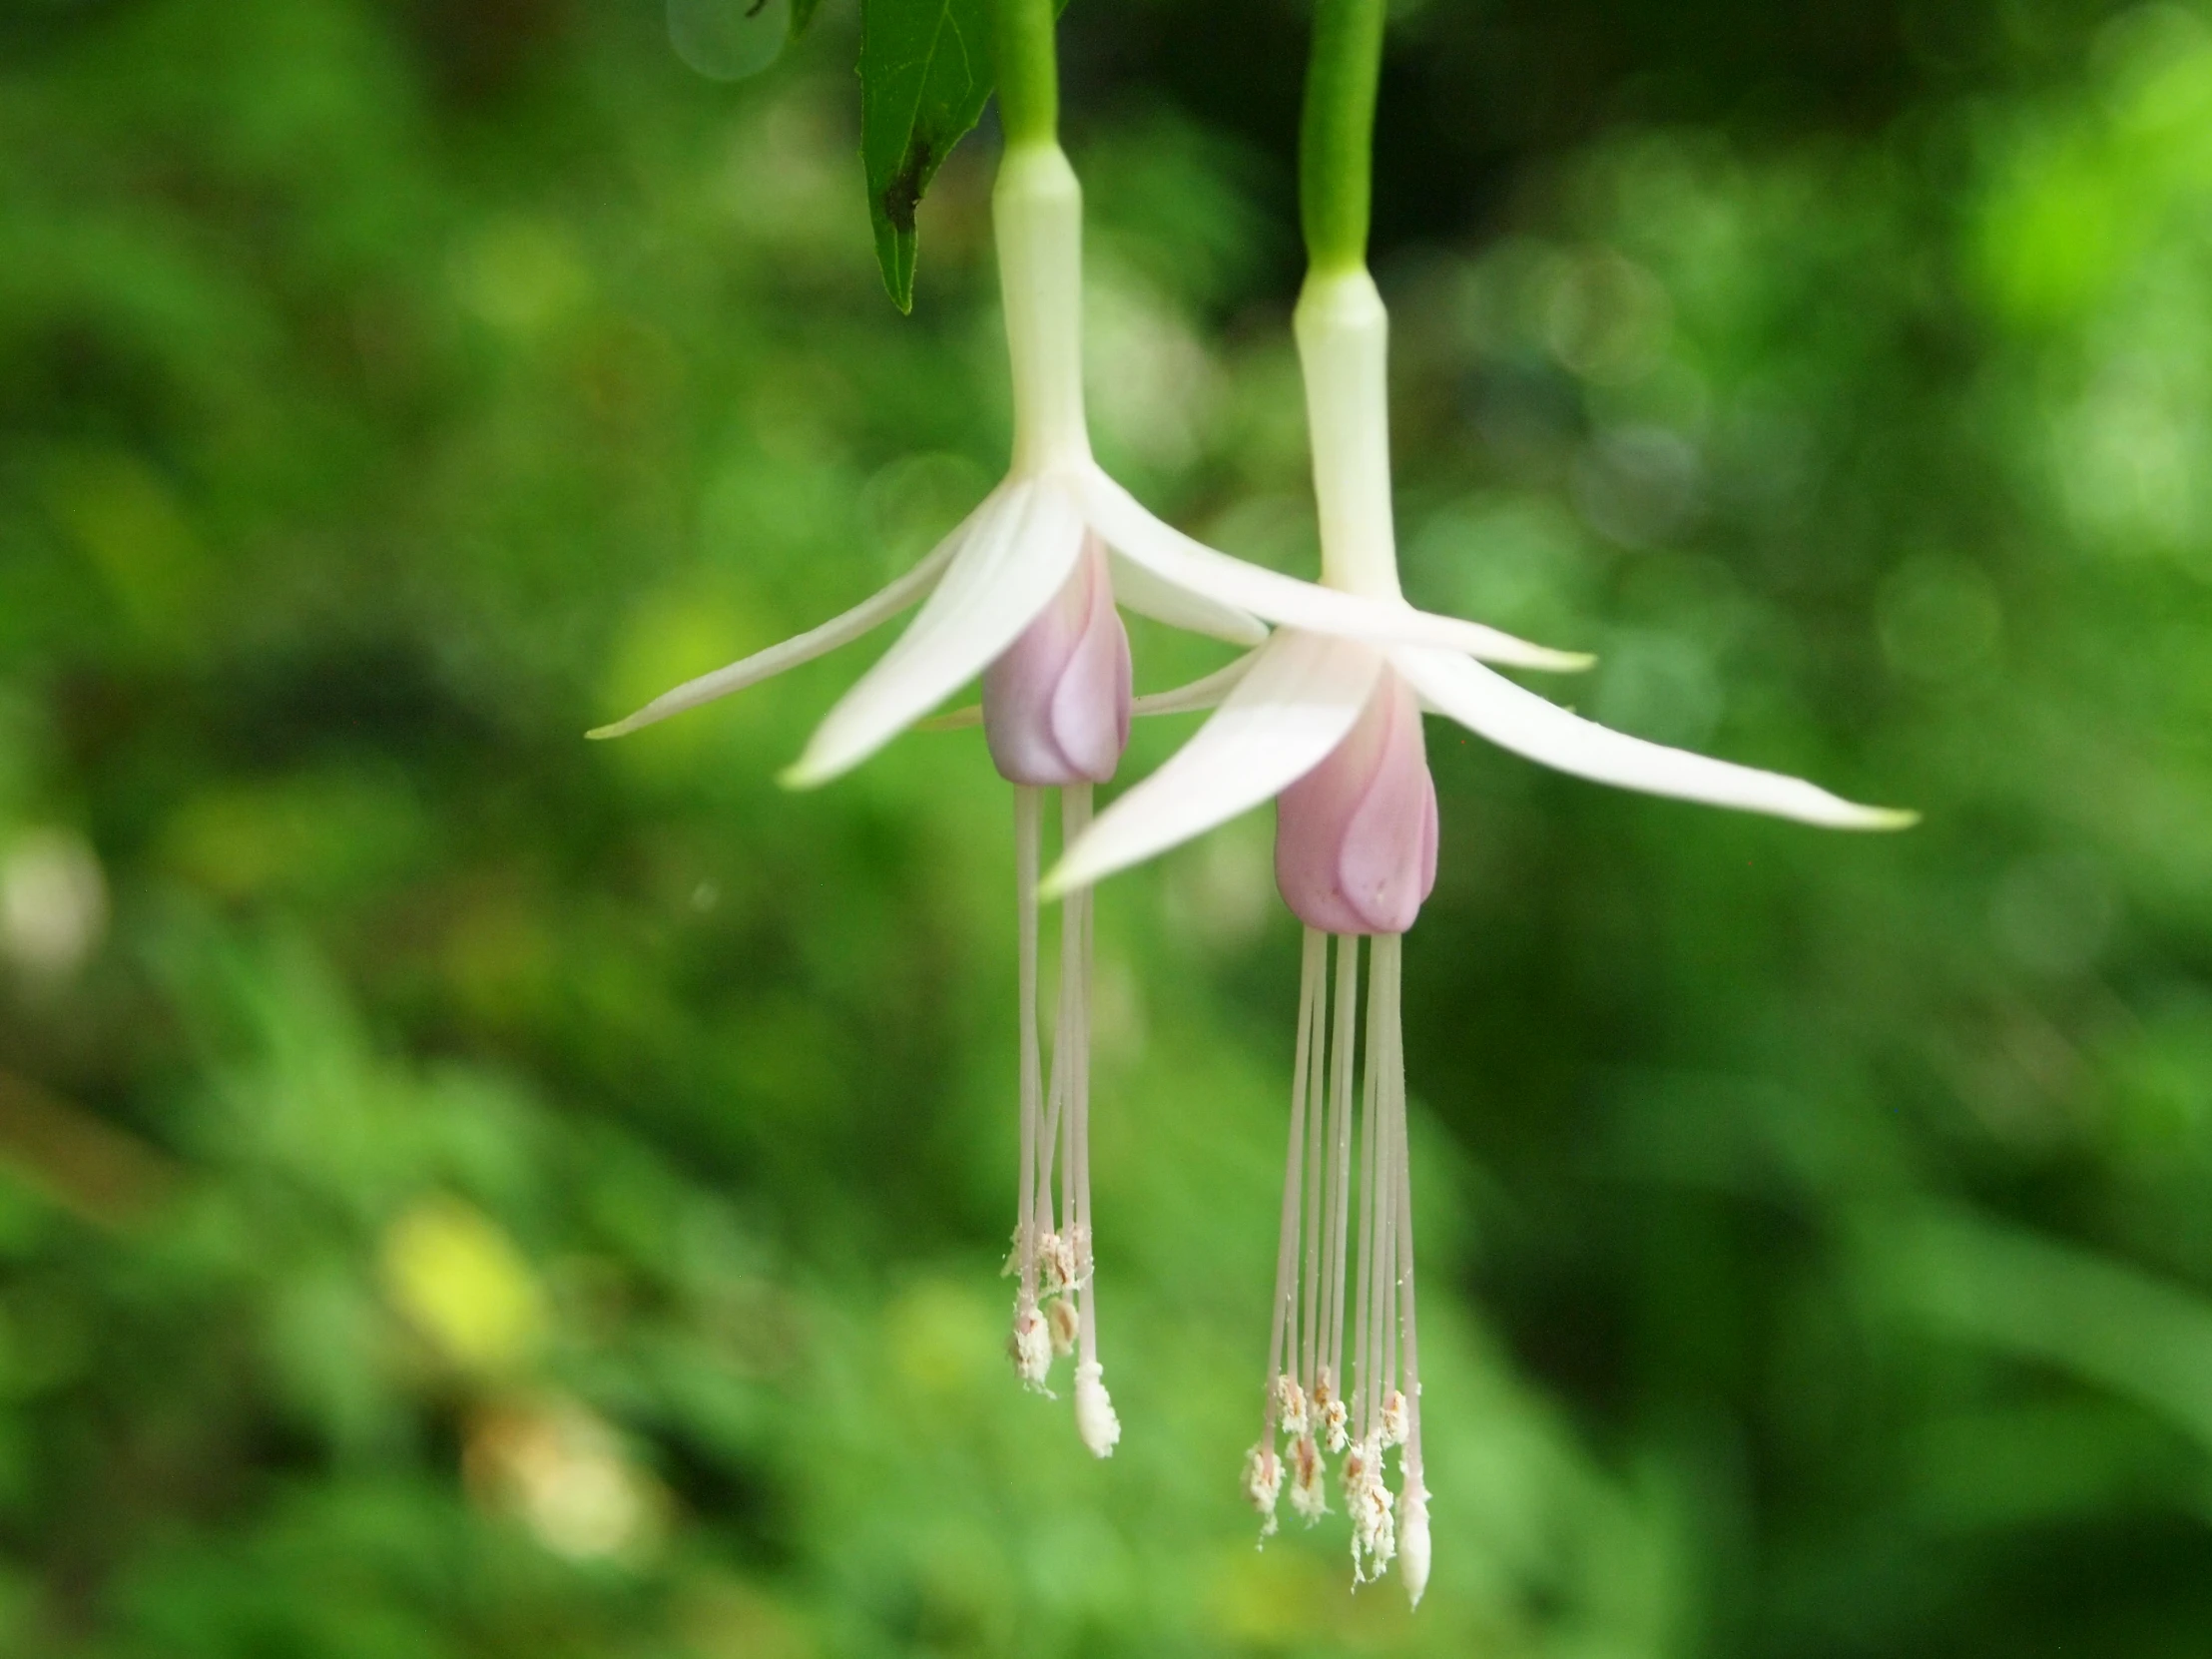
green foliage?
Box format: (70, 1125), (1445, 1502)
(857, 0), (1065, 310)
(6, 0), (2212, 1655)
(859, 0), (1002, 310)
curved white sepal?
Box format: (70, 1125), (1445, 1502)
(586, 500), (982, 740)
(1129, 652), (1261, 719)
(1043, 632), (1382, 895)
(784, 481), (1086, 788)
(1078, 471), (1591, 673)
(1388, 645), (1919, 830)
(1105, 544), (1267, 646)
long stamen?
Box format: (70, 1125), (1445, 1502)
(1062, 784), (1120, 1457)
(1377, 934), (1428, 1605)
(1365, 940), (1397, 1451)
(1322, 935), (1360, 1451)
(1346, 932), (1401, 1585)
(1247, 928), (1330, 1536)
(1300, 934), (1329, 1395)
(1008, 787), (1052, 1391)
(1269, 930), (1325, 1419)
(1039, 927), (1066, 1243)
(1352, 954), (1382, 1438)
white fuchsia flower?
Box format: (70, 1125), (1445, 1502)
(591, 142), (1579, 1457)
(1046, 267), (1914, 1598)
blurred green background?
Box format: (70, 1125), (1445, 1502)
(5, 0), (2212, 1653)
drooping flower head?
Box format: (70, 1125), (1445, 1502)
(590, 18), (1592, 1456)
(1047, 260), (1913, 1596)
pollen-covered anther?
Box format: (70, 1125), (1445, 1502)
(1320, 1393), (1349, 1455)
(1074, 1360), (1121, 1457)
(1288, 1433), (1328, 1523)
(1046, 1294), (1079, 1357)
(1380, 1387), (1408, 1448)
(1037, 1230), (1078, 1296)
(1008, 1303), (1053, 1394)
(1274, 1374), (1310, 1440)
(1345, 1434), (1396, 1583)
(1242, 1443), (1283, 1539)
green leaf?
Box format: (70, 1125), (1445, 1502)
(789, 0), (826, 42)
(858, 0), (995, 313)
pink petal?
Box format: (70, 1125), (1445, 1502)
(983, 534), (1133, 786)
(1275, 671), (1437, 935)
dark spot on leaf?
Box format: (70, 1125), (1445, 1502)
(746, 0), (768, 16)
(881, 136), (932, 237)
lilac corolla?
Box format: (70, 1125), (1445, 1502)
(1047, 267), (1913, 1594)
(591, 143), (1583, 1456)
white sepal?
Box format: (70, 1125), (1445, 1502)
(1043, 632), (1382, 895)
(1104, 544), (1268, 646)
(1077, 471), (1590, 672)
(1388, 645), (1918, 830)
(586, 499), (981, 741)
(784, 481), (1086, 788)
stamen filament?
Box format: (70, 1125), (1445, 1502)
(1246, 928), (1424, 1594)
(1352, 946), (1381, 1436)
(1300, 933), (1328, 1393)
(1380, 933), (1420, 1469)
(1267, 928), (1325, 1429)
(1061, 784), (1120, 1456)
(1015, 787), (1043, 1296)
(1324, 934), (1360, 1421)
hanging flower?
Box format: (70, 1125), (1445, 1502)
(591, 145), (1584, 1456)
(1047, 267), (1914, 1589)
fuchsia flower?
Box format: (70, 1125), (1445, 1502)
(592, 145), (1578, 1458)
(1047, 268), (1913, 1599)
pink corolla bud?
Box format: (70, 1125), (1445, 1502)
(982, 533), (1132, 787)
(1274, 671), (1436, 935)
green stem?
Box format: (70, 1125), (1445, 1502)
(995, 0), (1059, 149)
(1299, 0), (1385, 276)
